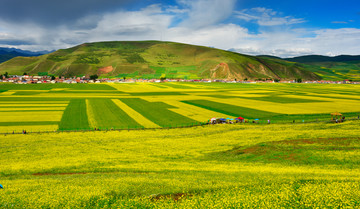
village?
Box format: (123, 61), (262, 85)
(0, 74), (358, 84)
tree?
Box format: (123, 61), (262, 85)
(296, 78), (302, 83)
(90, 74), (98, 80)
(160, 73), (166, 82)
(23, 72), (28, 75)
(4, 72), (9, 78)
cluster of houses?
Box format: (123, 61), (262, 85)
(0, 75), (358, 84)
(0, 75), (97, 84)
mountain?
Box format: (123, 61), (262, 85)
(0, 41), (320, 80)
(284, 55), (360, 81)
(0, 47), (49, 63)
(285, 55), (360, 63)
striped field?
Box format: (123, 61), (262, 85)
(0, 82), (360, 132)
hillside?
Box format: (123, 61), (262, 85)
(284, 55), (360, 81)
(0, 41), (320, 80)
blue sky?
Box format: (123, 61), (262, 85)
(0, 0), (359, 57)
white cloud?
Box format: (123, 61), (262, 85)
(164, 24), (250, 50)
(231, 28), (360, 57)
(0, 1), (359, 58)
(164, 5), (189, 14)
(331, 21), (348, 24)
(235, 7), (305, 26)
(178, 0), (236, 28)
(304, 28), (360, 55)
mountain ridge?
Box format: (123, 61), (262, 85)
(0, 47), (50, 63)
(0, 41), (321, 80)
(285, 55), (360, 63)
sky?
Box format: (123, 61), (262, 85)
(0, 0), (359, 57)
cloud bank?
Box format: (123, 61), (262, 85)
(0, 0), (359, 57)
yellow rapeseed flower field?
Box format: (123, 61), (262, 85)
(0, 120), (360, 208)
(0, 83), (360, 208)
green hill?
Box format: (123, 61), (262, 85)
(283, 55), (360, 81)
(0, 41), (320, 80)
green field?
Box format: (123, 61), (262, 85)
(1, 82), (360, 208)
(86, 99), (142, 129)
(0, 82), (360, 133)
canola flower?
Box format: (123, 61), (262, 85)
(0, 121), (360, 208)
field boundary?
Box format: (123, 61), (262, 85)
(2, 117), (359, 135)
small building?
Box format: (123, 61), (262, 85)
(331, 112), (342, 122)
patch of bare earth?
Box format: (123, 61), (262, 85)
(98, 66), (114, 74)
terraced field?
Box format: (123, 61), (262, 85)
(0, 82), (360, 133)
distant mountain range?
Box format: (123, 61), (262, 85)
(0, 47), (50, 63)
(0, 42), (359, 81)
(285, 55), (360, 63)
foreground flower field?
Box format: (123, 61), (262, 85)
(1, 121), (360, 208)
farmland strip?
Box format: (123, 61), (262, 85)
(0, 125), (58, 133)
(59, 99), (90, 130)
(164, 101), (233, 122)
(182, 100), (278, 119)
(112, 99), (160, 128)
(87, 99), (142, 129)
(85, 99), (97, 128)
(0, 121), (59, 126)
(0, 111), (63, 122)
(120, 98), (197, 127)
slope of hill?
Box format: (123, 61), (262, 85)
(285, 55), (360, 81)
(0, 41), (320, 80)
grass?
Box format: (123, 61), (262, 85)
(215, 137), (360, 168)
(1, 121), (360, 208)
(86, 99), (142, 129)
(182, 99), (278, 119)
(58, 99), (90, 130)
